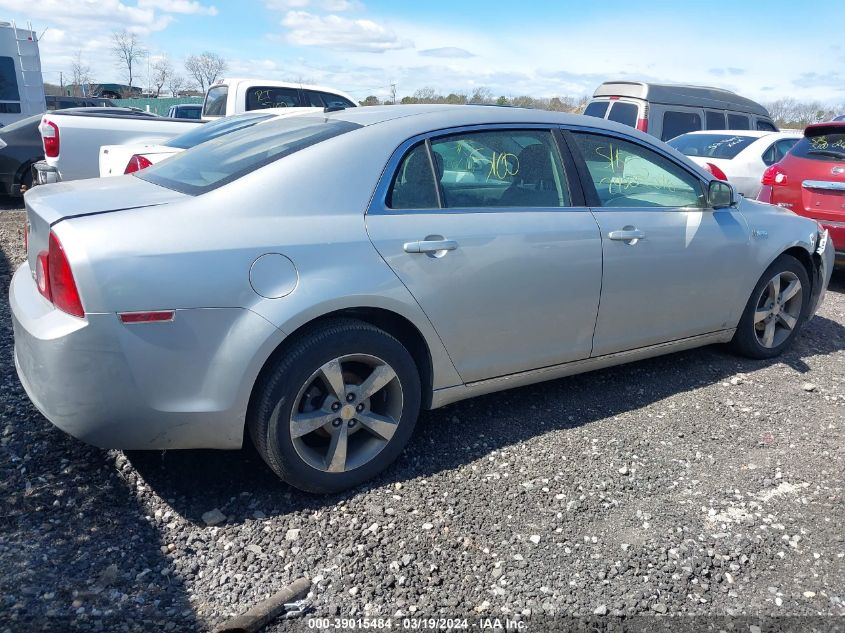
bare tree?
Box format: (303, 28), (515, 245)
(167, 74), (189, 98)
(70, 51), (93, 97)
(150, 57), (173, 97)
(111, 30), (147, 89)
(184, 52), (228, 93)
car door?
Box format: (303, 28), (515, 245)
(366, 126), (603, 383)
(567, 130), (751, 357)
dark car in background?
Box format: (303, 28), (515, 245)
(166, 103), (202, 119)
(46, 96), (116, 110)
(0, 114), (43, 195)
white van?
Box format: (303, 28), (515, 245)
(202, 78), (356, 120)
(0, 20), (45, 127)
(584, 81), (777, 141)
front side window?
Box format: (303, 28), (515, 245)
(572, 132), (705, 209)
(203, 85), (228, 116)
(662, 111), (702, 141)
(246, 86), (301, 110)
(583, 101), (609, 119)
(387, 142), (439, 209)
(705, 111), (726, 130)
(0, 56), (20, 102)
(727, 113), (750, 129)
(137, 117), (361, 195)
(430, 129), (571, 208)
(320, 92), (355, 109)
(303, 90), (324, 107)
(667, 133), (756, 159)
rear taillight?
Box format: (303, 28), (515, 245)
(124, 154), (153, 174)
(704, 162), (728, 181)
(636, 118), (648, 133)
(761, 164), (788, 186)
(40, 119), (60, 158)
(36, 232), (84, 317)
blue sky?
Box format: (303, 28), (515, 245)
(0, 0), (841, 104)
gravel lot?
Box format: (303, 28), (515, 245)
(1, 200), (843, 632)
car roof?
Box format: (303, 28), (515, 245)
(677, 130), (800, 139)
(593, 81), (771, 117)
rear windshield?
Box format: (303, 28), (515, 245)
(136, 116), (361, 195)
(203, 85), (229, 117)
(584, 101), (609, 119)
(166, 112), (275, 149)
(790, 130), (845, 162)
(246, 86), (301, 110)
(607, 101), (638, 127)
(667, 133), (757, 159)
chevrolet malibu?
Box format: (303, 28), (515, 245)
(11, 105), (834, 493)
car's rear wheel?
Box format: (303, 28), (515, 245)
(248, 319), (420, 493)
(730, 254), (810, 359)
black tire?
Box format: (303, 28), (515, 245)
(730, 254), (811, 359)
(247, 318), (421, 493)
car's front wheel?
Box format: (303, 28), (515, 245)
(730, 254), (811, 359)
(248, 319), (421, 493)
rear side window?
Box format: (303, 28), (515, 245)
(246, 86), (301, 110)
(662, 111), (702, 141)
(705, 111), (726, 130)
(0, 56), (20, 101)
(387, 143), (439, 209)
(430, 129), (571, 208)
(667, 133), (756, 159)
(136, 117), (361, 195)
(572, 132), (704, 209)
(789, 130), (845, 162)
(757, 120), (777, 132)
(727, 113), (750, 129)
(204, 85), (228, 116)
(584, 101), (609, 119)
(607, 102), (638, 128)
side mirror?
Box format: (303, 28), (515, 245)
(708, 180), (737, 209)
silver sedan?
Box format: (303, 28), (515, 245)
(11, 105), (834, 493)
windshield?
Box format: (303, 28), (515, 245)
(166, 113), (276, 150)
(667, 133), (757, 159)
(790, 131), (845, 162)
(137, 116), (361, 195)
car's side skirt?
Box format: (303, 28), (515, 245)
(429, 330), (735, 409)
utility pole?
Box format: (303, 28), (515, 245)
(390, 82), (396, 105)
(59, 71), (64, 95)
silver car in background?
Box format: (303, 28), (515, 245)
(11, 105), (834, 493)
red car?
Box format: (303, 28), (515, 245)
(758, 122), (845, 261)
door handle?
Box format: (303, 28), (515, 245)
(403, 239), (459, 254)
(608, 228), (646, 243)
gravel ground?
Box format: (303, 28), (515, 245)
(1, 201), (843, 632)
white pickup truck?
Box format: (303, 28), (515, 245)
(32, 108), (203, 185)
(201, 78), (357, 120)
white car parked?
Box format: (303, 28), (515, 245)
(99, 108), (321, 177)
(667, 130), (802, 198)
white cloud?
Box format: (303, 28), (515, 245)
(266, 0), (362, 10)
(419, 47), (474, 59)
(281, 10), (411, 53)
(137, 0), (218, 15)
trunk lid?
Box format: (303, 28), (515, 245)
(25, 175), (187, 273)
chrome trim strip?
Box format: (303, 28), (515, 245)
(429, 330), (735, 409)
(802, 180), (845, 192)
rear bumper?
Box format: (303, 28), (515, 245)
(810, 231), (835, 319)
(32, 160), (60, 186)
(10, 262), (283, 450)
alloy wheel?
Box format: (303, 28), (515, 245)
(289, 354), (403, 473)
(753, 271), (803, 349)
